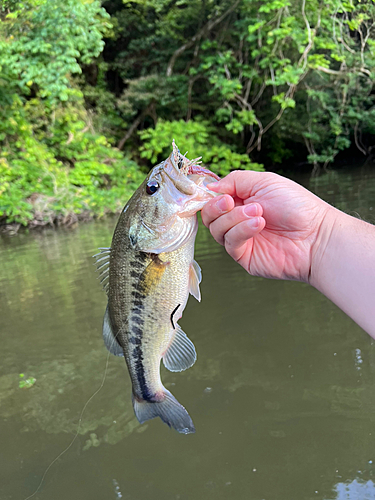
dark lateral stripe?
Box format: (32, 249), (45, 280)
(130, 252), (148, 297)
(131, 315), (143, 325)
(132, 342), (152, 401)
(130, 260), (145, 270)
(129, 336), (141, 345)
(132, 306), (143, 316)
(128, 251), (148, 278)
(170, 304), (180, 329)
(129, 251), (155, 401)
(130, 314), (153, 400)
(133, 301), (144, 309)
(132, 345), (149, 399)
(132, 325), (143, 337)
(138, 251), (148, 262)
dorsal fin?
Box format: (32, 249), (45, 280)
(93, 247), (111, 294)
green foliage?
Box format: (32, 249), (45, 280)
(105, 0), (375, 168)
(0, 0), (143, 226)
(2, 0), (375, 227)
(0, 98), (144, 225)
(117, 74), (189, 125)
(139, 120), (264, 176)
(19, 373), (36, 389)
(193, 0), (375, 164)
(1, 0), (111, 102)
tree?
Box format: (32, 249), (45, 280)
(0, 0), (143, 227)
(104, 0), (375, 169)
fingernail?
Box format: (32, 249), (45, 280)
(247, 217), (259, 229)
(244, 204), (258, 217)
(216, 197), (229, 212)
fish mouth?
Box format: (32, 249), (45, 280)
(187, 163), (220, 181)
(169, 140), (220, 183)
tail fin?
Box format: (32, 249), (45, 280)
(132, 388), (195, 434)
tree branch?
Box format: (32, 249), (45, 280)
(354, 122), (367, 155)
(316, 66), (344, 76)
(117, 103), (153, 150)
(166, 0), (241, 77)
(186, 75), (201, 121)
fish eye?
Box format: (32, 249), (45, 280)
(146, 180), (160, 195)
(178, 157), (183, 169)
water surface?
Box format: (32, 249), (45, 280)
(1, 166), (375, 500)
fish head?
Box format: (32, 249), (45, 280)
(128, 141), (220, 253)
(156, 140), (220, 217)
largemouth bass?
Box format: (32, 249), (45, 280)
(95, 142), (219, 434)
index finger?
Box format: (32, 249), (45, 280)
(201, 194), (234, 227)
(207, 170), (268, 200)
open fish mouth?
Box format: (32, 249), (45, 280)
(188, 163), (220, 180)
(170, 140), (220, 181)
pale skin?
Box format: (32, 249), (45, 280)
(201, 171), (375, 338)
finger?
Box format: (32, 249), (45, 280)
(206, 170), (267, 199)
(224, 216), (266, 261)
(209, 203), (263, 245)
(201, 194), (234, 227)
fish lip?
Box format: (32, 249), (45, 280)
(188, 164), (220, 181)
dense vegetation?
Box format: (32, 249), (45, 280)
(1, 0), (374, 227)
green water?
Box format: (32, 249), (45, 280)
(1, 166), (375, 500)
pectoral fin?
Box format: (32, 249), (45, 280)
(189, 260), (202, 302)
(163, 325), (196, 372)
(103, 305), (124, 357)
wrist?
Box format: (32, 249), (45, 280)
(308, 204), (375, 337)
(308, 205), (344, 290)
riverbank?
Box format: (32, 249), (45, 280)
(0, 146), (145, 233)
(0, 197), (123, 235)
(2, 161), (374, 236)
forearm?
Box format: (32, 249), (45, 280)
(310, 207), (375, 337)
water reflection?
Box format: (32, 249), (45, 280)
(1, 167), (375, 500)
(332, 479), (375, 500)
(307, 167), (375, 222)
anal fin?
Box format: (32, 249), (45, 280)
(163, 325), (196, 372)
(103, 304), (124, 357)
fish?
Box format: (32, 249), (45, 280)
(94, 142), (219, 434)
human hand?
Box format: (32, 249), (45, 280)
(202, 171), (333, 282)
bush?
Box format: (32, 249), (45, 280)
(139, 119), (264, 177)
(0, 99), (144, 226)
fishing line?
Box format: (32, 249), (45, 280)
(23, 345), (113, 500)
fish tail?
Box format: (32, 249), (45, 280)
(132, 388), (195, 434)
